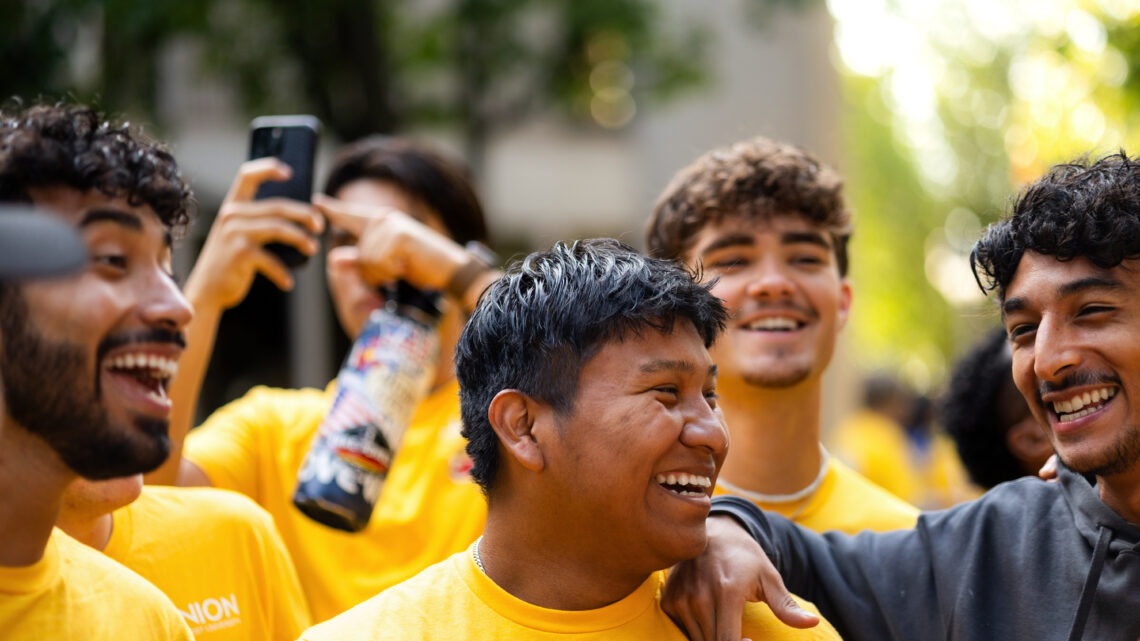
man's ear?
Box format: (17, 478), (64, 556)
(488, 389), (545, 473)
(837, 278), (853, 330)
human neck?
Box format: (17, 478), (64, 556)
(0, 422), (75, 566)
(55, 508), (114, 551)
(716, 375), (825, 495)
(430, 308), (464, 390)
(1096, 465), (1140, 524)
(479, 501), (650, 611)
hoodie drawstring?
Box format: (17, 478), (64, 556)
(1066, 525), (1112, 641)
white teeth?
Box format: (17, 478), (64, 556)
(106, 353), (179, 381)
(746, 317), (799, 331)
(1052, 387), (1116, 418)
(655, 473), (713, 492)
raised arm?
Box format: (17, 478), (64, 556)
(314, 194), (500, 315)
(146, 159), (324, 486)
(664, 496), (941, 641)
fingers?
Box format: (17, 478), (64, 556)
(672, 601), (712, 641)
(249, 247), (295, 291)
(313, 193), (393, 237)
(756, 570), (819, 630)
(226, 158), (293, 203)
(1039, 453), (1059, 481)
(711, 590), (745, 641)
(220, 198), (325, 235)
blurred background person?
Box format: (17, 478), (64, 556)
(647, 136), (919, 534)
(154, 136), (501, 623)
(941, 327), (1054, 489)
(831, 373), (975, 508)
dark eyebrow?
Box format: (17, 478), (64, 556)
(640, 359), (697, 374)
(1058, 275), (1124, 297)
(79, 208), (143, 231)
(697, 233), (754, 256)
(782, 231), (830, 250)
(1003, 276), (1125, 315)
(79, 207), (173, 248)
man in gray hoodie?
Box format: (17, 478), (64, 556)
(662, 152), (1140, 641)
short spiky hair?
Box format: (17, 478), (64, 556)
(455, 238), (727, 496)
(0, 102), (193, 238)
(971, 151), (1140, 299)
(647, 136), (851, 275)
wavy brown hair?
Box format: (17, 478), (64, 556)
(647, 136), (851, 275)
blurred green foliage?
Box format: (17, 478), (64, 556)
(832, 0), (1140, 389)
(2, 0), (712, 170)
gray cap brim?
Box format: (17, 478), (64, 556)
(0, 206), (87, 279)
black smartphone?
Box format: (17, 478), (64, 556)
(248, 115), (322, 268)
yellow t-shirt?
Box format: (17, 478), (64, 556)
(830, 411), (979, 509)
(104, 485), (311, 640)
(184, 380), (486, 622)
(715, 458), (918, 534)
(0, 528), (193, 640)
(300, 546), (841, 640)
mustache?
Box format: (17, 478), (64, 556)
(1037, 371), (1120, 400)
(96, 328), (186, 365)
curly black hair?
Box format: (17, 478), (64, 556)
(0, 102), (193, 238)
(455, 238), (727, 496)
(324, 136), (488, 246)
(647, 136), (852, 275)
(971, 151), (1140, 299)
(941, 328), (1027, 488)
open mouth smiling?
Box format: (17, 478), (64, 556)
(1051, 386), (1117, 423)
(655, 472), (713, 497)
(743, 316), (804, 332)
(105, 352), (178, 402)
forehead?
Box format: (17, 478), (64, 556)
(581, 322), (713, 379)
(1003, 252), (1139, 306)
(26, 186), (167, 242)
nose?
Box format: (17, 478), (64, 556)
(743, 258), (794, 300)
(1031, 316), (1080, 383)
(681, 401), (729, 457)
(139, 271), (193, 333)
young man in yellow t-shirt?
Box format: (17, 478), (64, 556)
(0, 103), (194, 640)
(647, 137), (917, 534)
(153, 138), (502, 621)
(303, 239), (839, 640)
(57, 474), (311, 640)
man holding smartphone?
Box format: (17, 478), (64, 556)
(152, 136), (501, 622)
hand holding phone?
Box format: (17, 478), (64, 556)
(248, 115), (321, 268)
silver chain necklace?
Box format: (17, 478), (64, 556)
(472, 536), (486, 574)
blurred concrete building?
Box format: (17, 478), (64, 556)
(158, 0), (855, 425)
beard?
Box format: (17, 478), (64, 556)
(1059, 422), (1140, 479)
(0, 289), (171, 479)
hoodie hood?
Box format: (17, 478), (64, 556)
(1059, 465), (1140, 555)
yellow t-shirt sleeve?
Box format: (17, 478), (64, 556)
(185, 386), (284, 500)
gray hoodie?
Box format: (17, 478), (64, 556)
(712, 466), (1140, 640)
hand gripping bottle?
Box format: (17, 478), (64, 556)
(293, 280), (441, 532)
